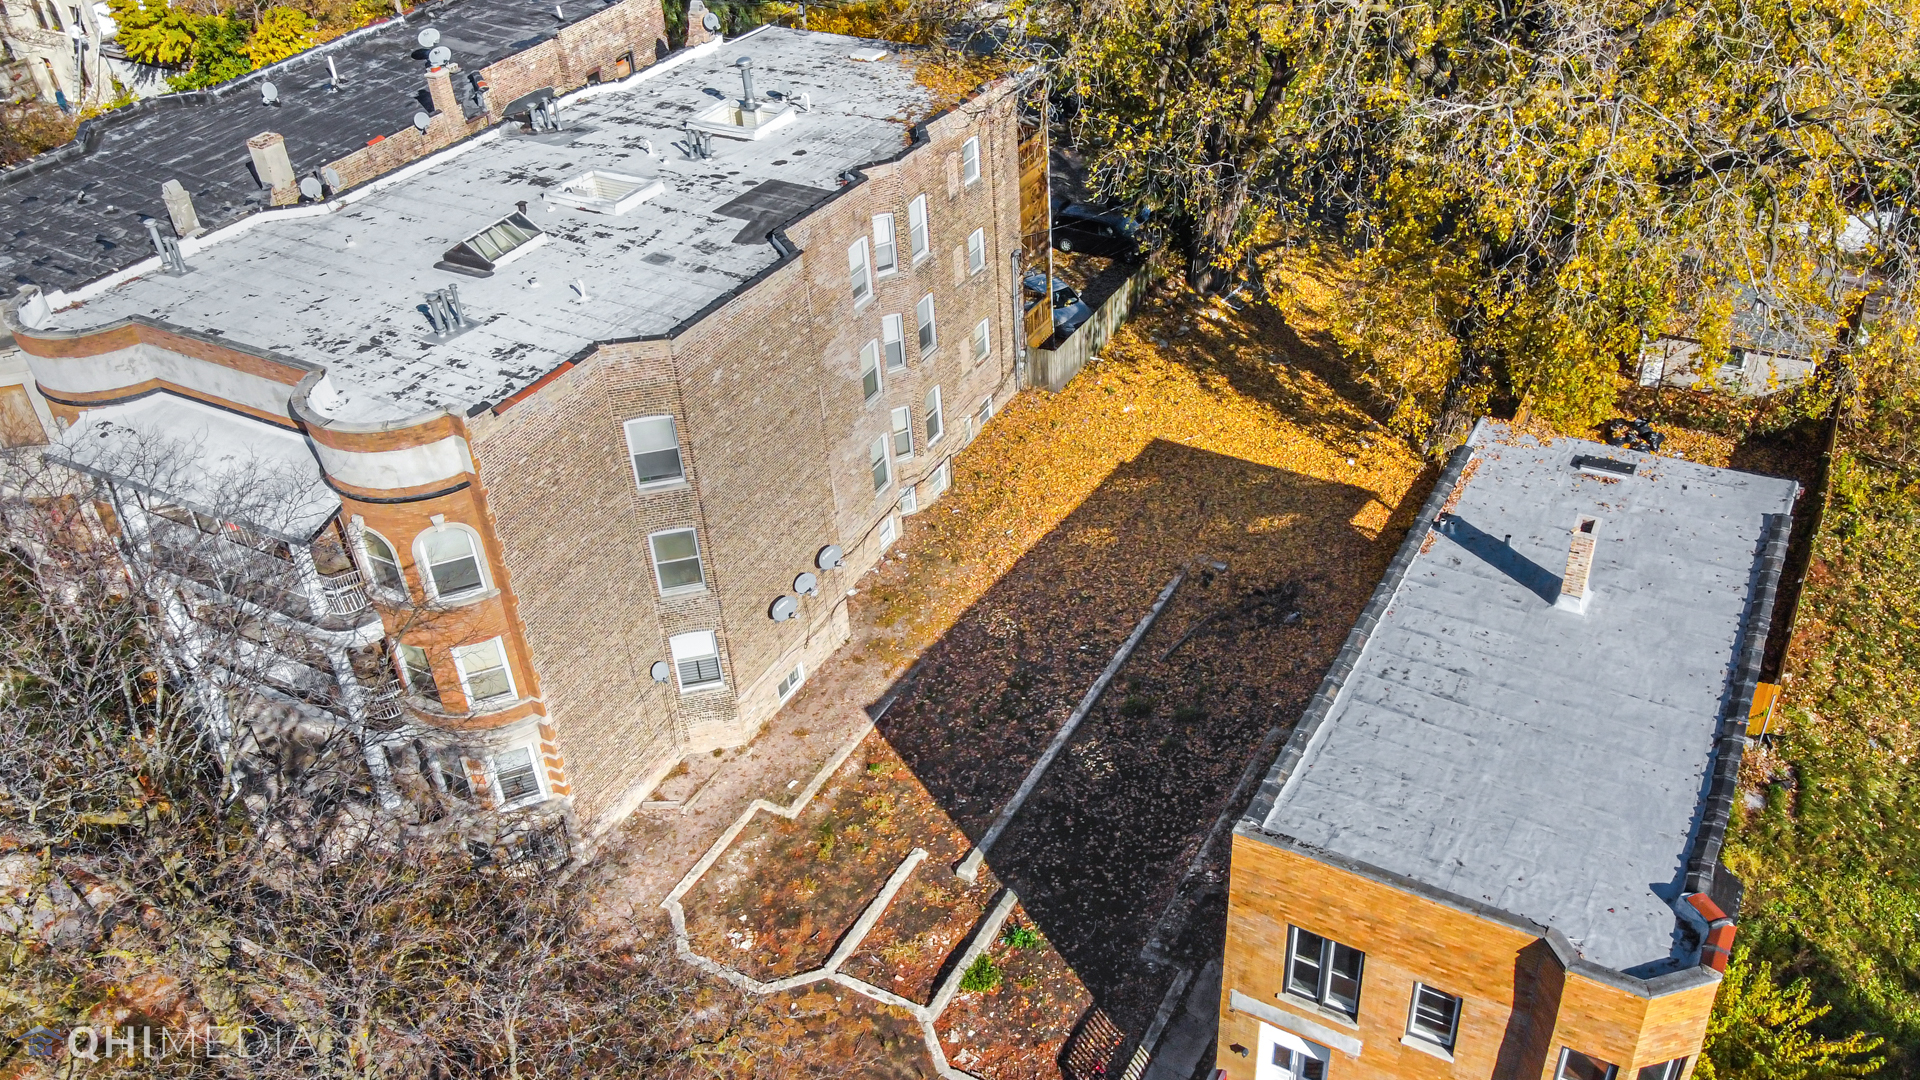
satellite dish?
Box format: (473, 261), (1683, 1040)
(260, 81), (279, 105)
(816, 544), (843, 570)
(649, 660), (670, 683)
(321, 166), (343, 190)
(428, 45), (451, 66)
(794, 572), (819, 596)
(298, 176), (323, 200)
(701, 10), (719, 31)
(417, 27), (440, 48)
(769, 595), (798, 622)
(413, 110), (432, 132)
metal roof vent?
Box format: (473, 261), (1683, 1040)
(544, 170), (662, 215)
(436, 212), (546, 277)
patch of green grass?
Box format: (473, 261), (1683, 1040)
(959, 952), (1003, 993)
(1173, 704), (1207, 724)
(1719, 451), (1920, 1073)
(1119, 695), (1155, 719)
(1002, 924), (1041, 950)
(814, 821), (836, 861)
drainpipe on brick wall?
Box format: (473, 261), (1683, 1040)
(1011, 249), (1026, 390)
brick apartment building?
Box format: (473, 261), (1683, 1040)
(1218, 421), (1797, 1080)
(2, 25), (1045, 841)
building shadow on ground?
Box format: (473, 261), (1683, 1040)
(866, 437), (1424, 1058)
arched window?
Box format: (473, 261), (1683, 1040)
(360, 529), (405, 592)
(418, 526), (485, 600)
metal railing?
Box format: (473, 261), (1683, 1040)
(322, 566), (371, 616)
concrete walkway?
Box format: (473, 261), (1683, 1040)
(1142, 959), (1221, 1080)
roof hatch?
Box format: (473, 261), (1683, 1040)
(544, 170), (663, 215)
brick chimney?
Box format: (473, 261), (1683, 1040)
(426, 66), (462, 129)
(246, 132), (299, 207)
(1556, 517), (1598, 613)
(685, 0), (716, 46)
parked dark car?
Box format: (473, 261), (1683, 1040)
(1051, 203), (1147, 260)
(1023, 269), (1094, 337)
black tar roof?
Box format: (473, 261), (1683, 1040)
(0, 0), (645, 295)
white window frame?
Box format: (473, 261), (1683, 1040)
(395, 642), (440, 703)
(882, 314), (907, 371)
(878, 513), (897, 551)
(1255, 1022), (1330, 1080)
(916, 293), (937, 357)
(451, 636), (518, 708)
(872, 213), (897, 276)
(624, 414), (686, 490)
(848, 237), (873, 306)
(967, 227), (986, 274)
(898, 487), (919, 515)
(907, 194), (929, 263)
(860, 339), (882, 403)
(923, 457), (951, 500)
(776, 662), (805, 701)
(669, 630), (724, 692)
(1635, 1060), (1688, 1080)
(970, 317), (991, 364)
(925, 385), (943, 446)
(1284, 925), (1365, 1017)
(1405, 983), (1460, 1053)
(891, 405), (914, 459)
(869, 434), (892, 494)
(414, 523), (490, 603)
(488, 745), (545, 808)
(961, 136), (980, 185)
(358, 526), (407, 594)
(648, 527), (706, 596)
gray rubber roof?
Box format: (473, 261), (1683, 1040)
(1253, 425), (1797, 974)
(37, 28), (927, 423)
(0, 0), (652, 295)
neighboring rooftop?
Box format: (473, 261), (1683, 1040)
(0, 0), (650, 296)
(32, 28), (930, 424)
(1245, 423), (1797, 975)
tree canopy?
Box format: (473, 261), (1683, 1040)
(1010, 0), (1920, 436)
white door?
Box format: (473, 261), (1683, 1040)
(1254, 1022), (1330, 1080)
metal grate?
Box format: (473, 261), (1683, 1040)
(1061, 1006), (1126, 1080)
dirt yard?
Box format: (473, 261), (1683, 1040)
(589, 264), (1434, 1078)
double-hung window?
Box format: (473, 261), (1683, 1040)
(882, 314), (907, 371)
(873, 213), (897, 276)
(624, 415), (685, 488)
(870, 435), (891, 493)
(421, 528), (484, 600)
(361, 529), (405, 592)
(860, 340), (883, 403)
(1556, 1049), (1619, 1080)
(452, 637), (516, 706)
(649, 528), (705, 595)
(970, 318), (991, 364)
(908, 194), (929, 262)
(396, 643), (440, 704)
(891, 406), (914, 459)
(848, 237), (873, 306)
(1636, 1060), (1688, 1080)
(916, 293), (937, 356)
(961, 136), (980, 185)
(491, 747), (542, 804)
(669, 630), (723, 691)
(967, 227), (986, 274)
(1406, 984), (1461, 1051)
(1285, 926), (1364, 1017)
(924, 386), (943, 446)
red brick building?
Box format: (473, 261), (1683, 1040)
(5, 26), (1042, 846)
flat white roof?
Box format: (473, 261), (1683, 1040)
(45, 29), (931, 425)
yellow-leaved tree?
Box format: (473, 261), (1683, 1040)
(244, 6), (315, 68)
(1699, 947), (1884, 1079)
(1001, 0), (1919, 438)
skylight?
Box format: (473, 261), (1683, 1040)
(438, 212), (546, 276)
(544, 170), (663, 216)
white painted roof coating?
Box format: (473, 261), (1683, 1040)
(1257, 426), (1797, 975)
(46, 28), (930, 424)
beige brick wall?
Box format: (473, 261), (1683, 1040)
(467, 74), (1028, 830)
